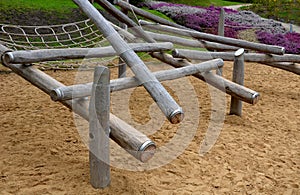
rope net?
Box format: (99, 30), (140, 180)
(0, 19), (121, 69)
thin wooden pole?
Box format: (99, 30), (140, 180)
(230, 49), (245, 116)
(117, 0), (128, 78)
(73, 0), (183, 124)
(115, 0), (188, 30)
(217, 8), (225, 76)
(51, 59), (224, 101)
(139, 20), (285, 55)
(145, 31), (238, 51)
(218, 8), (225, 37)
(89, 66), (110, 188)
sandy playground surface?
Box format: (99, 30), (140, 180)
(0, 60), (299, 194)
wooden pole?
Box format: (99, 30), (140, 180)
(89, 66), (110, 188)
(139, 20), (285, 55)
(230, 49), (245, 116)
(172, 49), (300, 75)
(218, 8), (225, 37)
(117, 0), (128, 78)
(145, 31), (238, 51)
(2, 42), (173, 65)
(73, 0), (183, 124)
(115, 0), (189, 30)
(51, 59), (224, 101)
(151, 52), (260, 105)
(217, 8), (225, 76)
(94, 0), (156, 43)
(0, 44), (156, 163)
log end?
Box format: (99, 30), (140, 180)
(234, 48), (245, 57)
(1, 51), (13, 67)
(172, 49), (179, 58)
(50, 89), (62, 101)
(138, 140), (156, 163)
(252, 92), (260, 105)
(169, 108), (184, 124)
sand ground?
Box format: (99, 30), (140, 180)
(0, 61), (299, 194)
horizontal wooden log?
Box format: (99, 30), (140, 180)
(74, 0), (183, 124)
(151, 52), (260, 105)
(173, 49), (300, 75)
(0, 43), (156, 162)
(115, 0), (188, 30)
(146, 31), (239, 51)
(51, 58), (224, 101)
(139, 20), (285, 55)
(2, 42), (173, 65)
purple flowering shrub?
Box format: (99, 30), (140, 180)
(141, 1), (300, 54)
(256, 31), (300, 54)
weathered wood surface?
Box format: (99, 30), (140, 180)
(115, 0), (188, 30)
(2, 42), (173, 65)
(73, 0), (183, 124)
(172, 49), (300, 75)
(230, 49), (245, 116)
(0, 43), (156, 162)
(89, 66), (110, 188)
(140, 20), (285, 55)
(51, 59), (224, 101)
(145, 31), (238, 51)
(151, 52), (260, 105)
(218, 8), (225, 37)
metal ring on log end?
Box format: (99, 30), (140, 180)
(169, 108), (184, 124)
(138, 140), (156, 163)
(50, 89), (63, 101)
(252, 92), (260, 105)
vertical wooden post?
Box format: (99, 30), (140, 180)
(230, 48), (245, 116)
(89, 66), (111, 188)
(117, 0), (128, 78)
(217, 8), (225, 76)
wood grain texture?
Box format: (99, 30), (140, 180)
(89, 66), (110, 188)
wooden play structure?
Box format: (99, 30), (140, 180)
(1, 0), (299, 189)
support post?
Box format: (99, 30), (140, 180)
(89, 66), (111, 188)
(217, 8), (225, 76)
(230, 48), (245, 116)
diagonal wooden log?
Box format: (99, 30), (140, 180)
(139, 20), (285, 55)
(151, 52), (260, 105)
(0, 44), (156, 163)
(94, 0), (156, 43)
(2, 42), (173, 65)
(50, 59), (224, 101)
(114, 0), (189, 30)
(145, 31), (239, 51)
(172, 49), (300, 75)
(73, 0), (183, 124)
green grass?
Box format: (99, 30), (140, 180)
(241, 2), (300, 25)
(0, 0), (102, 14)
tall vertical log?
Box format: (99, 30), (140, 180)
(73, 0), (183, 124)
(230, 49), (245, 116)
(217, 8), (225, 76)
(89, 66), (110, 188)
